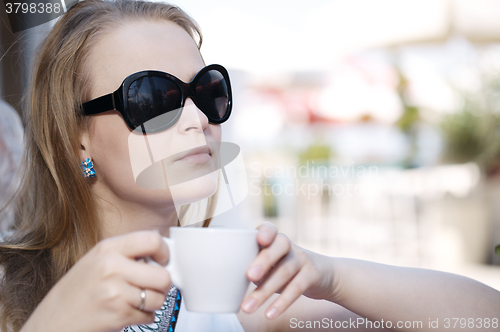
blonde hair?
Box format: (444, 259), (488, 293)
(0, 1), (217, 330)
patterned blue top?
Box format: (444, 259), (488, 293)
(122, 286), (246, 332)
(123, 286), (181, 332)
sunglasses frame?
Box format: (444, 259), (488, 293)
(82, 64), (232, 133)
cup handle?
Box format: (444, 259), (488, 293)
(145, 237), (182, 289)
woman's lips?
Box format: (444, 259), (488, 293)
(173, 145), (212, 164)
(175, 152), (211, 163)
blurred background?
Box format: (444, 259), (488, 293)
(2, 0), (500, 290)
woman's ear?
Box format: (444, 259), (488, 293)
(79, 127), (92, 161)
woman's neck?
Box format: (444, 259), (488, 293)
(92, 184), (179, 239)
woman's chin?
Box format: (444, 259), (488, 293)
(169, 173), (218, 206)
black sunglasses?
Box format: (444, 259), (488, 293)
(82, 64), (232, 134)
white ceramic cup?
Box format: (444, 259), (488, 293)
(151, 227), (259, 313)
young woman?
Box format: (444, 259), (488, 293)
(0, 1), (499, 331)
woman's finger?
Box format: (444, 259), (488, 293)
(110, 256), (171, 294)
(247, 233), (291, 282)
(90, 280), (162, 328)
(100, 279), (167, 314)
(263, 268), (315, 319)
(129, 287), (167, 313)
(256, 222), (278, 248)
(241, 253), (301, 313)
(98, 230), (170, 265)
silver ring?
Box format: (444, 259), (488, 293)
(139, 289), (146, 311)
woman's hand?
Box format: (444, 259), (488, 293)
(239, 224), (500, 332)
(240, 222), (336, 320)
(21, 231), (171, 332)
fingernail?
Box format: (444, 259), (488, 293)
(248, 265), (262, 280)
(266, 307), (278, 319)
(242, 298), (257, 312)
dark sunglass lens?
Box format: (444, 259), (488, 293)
(127, 76), (182, 131)
(195, 69), (229, 121)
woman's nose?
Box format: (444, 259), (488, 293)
(177, 98), (208, 133)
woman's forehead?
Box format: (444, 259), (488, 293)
(87, 20), (204, 99)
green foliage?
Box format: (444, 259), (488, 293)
(440, 75), (500, 173)
(299, 142), (332, 165)
(396, 105), (420, 133)
(496, 244), (500, 257)
(262, 180), (278, 218)
(441, 108), (488, 164)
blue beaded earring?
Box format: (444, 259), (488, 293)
(81, 157), (96, 178)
